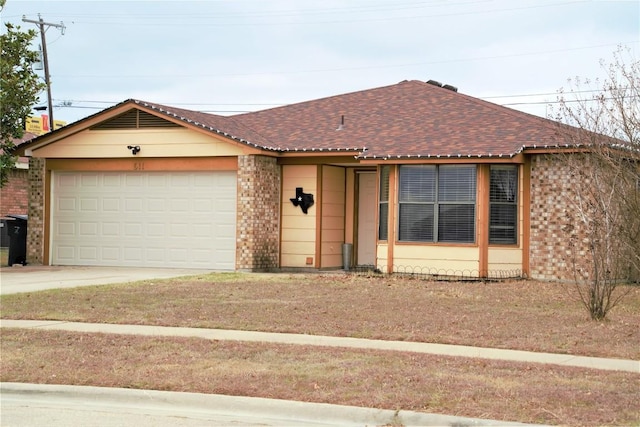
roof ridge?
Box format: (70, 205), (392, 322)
(409, 80), (561, 128)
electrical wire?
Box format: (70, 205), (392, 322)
(14, 1), (587, 27)
(52, 87), (633, 114)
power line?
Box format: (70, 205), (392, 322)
(17, 1), (585, 27)
(53, 87), (631, 115)
(22, 14), (65, 131)
(48, 40), (637, 81)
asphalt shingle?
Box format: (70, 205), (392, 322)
(17, 80), (573, 158)
(164, 79), (567, 158)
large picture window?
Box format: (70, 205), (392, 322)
(489, 165), (518, 244)
(398, 165), (476, 243)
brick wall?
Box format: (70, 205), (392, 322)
(529, 154), (580, 281)
(0, 168), (29, 217)
(26, 158), (45, 265)
(236, 155), (280, 270)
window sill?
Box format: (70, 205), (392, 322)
(395, 241), (478, 247)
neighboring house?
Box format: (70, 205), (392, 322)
(1, 133), (36, 248)
(14, 80), (587, 280)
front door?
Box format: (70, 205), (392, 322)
(357, 172), (377, 266)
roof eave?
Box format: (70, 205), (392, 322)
(134, 100), (282, 153)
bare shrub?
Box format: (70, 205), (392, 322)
(552, 47), (640, 320)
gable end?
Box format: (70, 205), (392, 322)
(90, 109), (182, 130)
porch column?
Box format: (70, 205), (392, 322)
(236, 155), (281, 271)
(26, 157), (46, 265)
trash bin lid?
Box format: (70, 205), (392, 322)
(6, 214), (27, 221)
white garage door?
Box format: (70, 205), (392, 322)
(51, 171), (236, 269)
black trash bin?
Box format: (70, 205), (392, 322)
(6, 215), (27, 266)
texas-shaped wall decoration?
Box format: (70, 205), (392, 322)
(290, 187), (314, 214)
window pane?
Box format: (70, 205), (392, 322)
(489, 204), (517, 244)
(399, 165), (435, 202)
(378, 166), (390, 240)
(399, 204), (434, 241)
(438, 204), (475, 242)
(379, 202), (388, 241)
(489, 165), (518, 244)
(379, 166), (390, 202)
(490, 166), (517, 202)
(439, 165), (476, 202)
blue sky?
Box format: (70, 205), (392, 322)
(2, 0), (639, 125)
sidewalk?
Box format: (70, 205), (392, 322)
(0, 382), (538, 427)
(2, 319), (638, 373)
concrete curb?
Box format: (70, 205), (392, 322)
(0, 383), (541, 426)
(2, 319), (638, 373)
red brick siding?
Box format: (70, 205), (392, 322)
(0, 168), (29, 217)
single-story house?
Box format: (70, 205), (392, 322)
(15, 80), (584, 280)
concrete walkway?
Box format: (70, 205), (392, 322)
(0, 265), (215, 295)
(0, 382), (538, 427)
(2, 319), (638, 373)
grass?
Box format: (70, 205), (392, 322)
(1, 272), (639, 426)
(0, 247), (7, 266)
(1, 272), (639, 359)
(2, 328), (638, 426)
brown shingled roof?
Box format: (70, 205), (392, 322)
(16, 80), (573, 159)
(231, 79), (567, 159)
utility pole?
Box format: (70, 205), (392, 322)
(22, 14), (65, 132)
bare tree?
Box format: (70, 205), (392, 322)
(552, 47), (640, 320)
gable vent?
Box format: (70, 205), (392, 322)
(91, 109), (181, 130)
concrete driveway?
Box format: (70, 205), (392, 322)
(0, 265), (214, 295)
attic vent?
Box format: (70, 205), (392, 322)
(426, 80), (458, 92)
(91, 109), (181, 130)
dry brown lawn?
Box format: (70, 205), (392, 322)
(2, 272), (638, 358)
(1, 272), (639, 426)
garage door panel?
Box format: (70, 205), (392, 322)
(78, 246), (98, 261)
(102, 222), (120, 236)
(79, 222), (98, 237)
(102, 198), (120, 212)
(57, 246), (75, 261)
(56, 222), (75, 237)
(170, 199), (190, 212)
(103, 174), (121, 187)
(147, 199), (165, 212)
(51, 171), (237, 269)
(125, 174), (144, 187)
(124, 198), (143, 213)
(58, 198), (76, 211)
(146, 223), (165, 237)
(101, 247), (120, 261)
